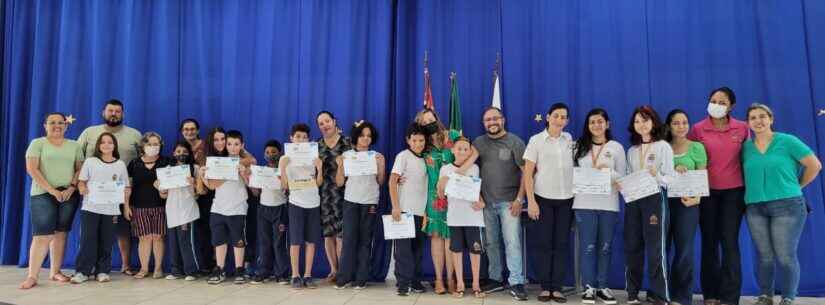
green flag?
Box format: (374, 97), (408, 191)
(448, 72), (462, 135)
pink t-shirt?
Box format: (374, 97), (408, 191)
(687, 117), (750, 190)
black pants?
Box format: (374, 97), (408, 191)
(337, 201), (377, 285)
(700, 187), (745, 305)
(624, 191), (670, 302)
(195, 195), (215, 271)
(526, 196), (573, 291)
(168, 222), (201, 276)
(667, 198), (699, 305)
(256, 204), (290, 278)
(75, 210), (117, 276)
(393, 215), (425, 288)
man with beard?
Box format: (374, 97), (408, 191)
(77, 99), (142, 275)
(472, 106), (528, 301)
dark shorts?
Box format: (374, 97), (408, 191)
(30, 192), (79, 236)
(288, 204), (321, 246)
(449, 226), (484, 254)
(210, 213), (246, 247)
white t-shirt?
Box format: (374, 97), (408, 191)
(343, 150), (380, 205)
(166, 185), (200, 228)
(390, 149), (427, 216)
(572, 140), (626, 212)
(78, 157), (129, 215)
(286, 163), (320, 209)
(441, 164), (484, 227)
(627, 140), (675, 187)
(211, 179), (248, 216)
(260, 166), (287, 207)
(523, 130), (575, 200)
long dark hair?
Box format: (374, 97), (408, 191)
(205, 127), (227, 157)
(627, 105), (665, 146)
(664, 109), (689, 143)
(573, 108), (612, 166)
(708, 86), (736, 105)
(93, 132), (120, 160)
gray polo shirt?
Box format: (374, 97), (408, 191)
(473, 132), (526, 204)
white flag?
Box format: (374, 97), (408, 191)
(491, 74), (501, 109)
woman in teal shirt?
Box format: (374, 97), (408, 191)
(742, 103), (821, 305)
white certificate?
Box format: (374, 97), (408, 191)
(157, 165), (191, 190)
(382, 213), (416, 240)
(344, 151), (377, 177)
(573, 167), (612, 195)
(285, 142), (319, 166)
(249, 165), (281, 190)
(444, 173), (482, 202)
(617, 170), (660, 203)
(205, 157), (239, 181)
(667, 170), (709, 198)
(87, 181), (126, 205)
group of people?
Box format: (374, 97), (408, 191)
(18, 87), (821, 305)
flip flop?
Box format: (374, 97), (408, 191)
(133, 271), (149, 279)
(50, 272), (71, 282)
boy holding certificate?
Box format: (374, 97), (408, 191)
(161, 140), (201, 281)
(279, 124), (324, 289)
(436, 137), (485, 299)
(249, 140), (290, 285)
(72, 133), (130, 284)
(389, 124), (428, 296)
(200, 130), (251, 285)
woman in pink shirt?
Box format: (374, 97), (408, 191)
(688, 87), (749, 305)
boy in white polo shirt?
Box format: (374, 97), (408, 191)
(389, 124), (428, 296)
(250, 140), (290, 285)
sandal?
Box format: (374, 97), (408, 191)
(551, 291), (567, 303)
(473, 290), (486, 298)
(19, 277), (37, 289)
(452, 289), (465, 298)
(434, 279), (446, 295)
(50, 272), (71, 282)
(133, 271), (149, 279)
(121, 268), (136, 276)
(325, 273), (336, 283)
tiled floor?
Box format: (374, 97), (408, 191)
(0, 266), (821, 305)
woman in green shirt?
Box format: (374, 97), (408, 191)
(20, 113), (83, 289)
(742, 103), (821, 305)
(665, 109), (707, 305)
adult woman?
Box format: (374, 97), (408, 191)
(523, 103), (575, 302)
(742, 103), (821, 305)
(20, 113), (83, 289)
(179, 118), (205, 165)
(665, 109), (707, 305)
(688, 87), (749, 305)
(316, 111), (351, 282)
(127, 132), (171, 279)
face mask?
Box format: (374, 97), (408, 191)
(422, 122), (439, 135)
(265, 155), (281, 164)
(707, 103), (728, 119)
(175, 154), (190, 163)
(144, 146), (160, 157)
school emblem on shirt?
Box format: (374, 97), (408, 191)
(603, 151), (612, 159)
(649, 214), (659, 225)
(647, 154), (656, 162)
(112, 174), (118, 181)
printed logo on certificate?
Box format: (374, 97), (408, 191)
(205, 157), (240, 181)
(249, 165), (281, 190)
(343, 151), (377, 177)
(285, 142), (319, 167)
(157, 165), (191, 190)
(87, 181), (126, 205)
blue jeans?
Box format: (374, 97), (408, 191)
(483, 201), (524, 285)
(667, 198), (699, 305)
(746, 196), (807, 300)
(575, 209), (618, 289)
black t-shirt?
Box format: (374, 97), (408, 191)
(127, 156), (172, 209)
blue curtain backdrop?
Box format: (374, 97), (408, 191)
(2, 0), (824, 295)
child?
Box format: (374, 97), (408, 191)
(200, 130), (251, 285)
(249, 140), (291, 285)
(162, 140), (201, 281)
(388, 124), (429, 296)
(72, 132), (131, 284)
(334, 121), (385, 289)
(436, 137), (485, 298)
(279, 124), (324, 289)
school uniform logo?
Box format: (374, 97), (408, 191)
(649, 214), (659, 225)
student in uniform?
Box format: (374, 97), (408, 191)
(623, 106), (675, 305)
(200, 130), (251, 285)
(279, 124), (324, 289)
(389, 124), (429, 296)
(162, 140), (201, 281)
(437, 137), (486, 299)
(249, 140), (291, 285)
(71, 133), (131, 284)
(334, 121), (385, 290)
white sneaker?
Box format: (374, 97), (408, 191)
(582, 286), (596, 304)
(165, 274), (179, 280)
(96, 273), (111, 282)
(71, 273), (89, 284)
(184, 275), (197, 281)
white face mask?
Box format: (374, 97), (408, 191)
(144, 146), (160, 157)
(707, 103), (728, 119)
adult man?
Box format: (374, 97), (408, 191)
(473, 106), (528, 301)
(77, 99), (142, 275)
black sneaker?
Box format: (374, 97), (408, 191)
(353, 281), (367, 290)
(596, 288), (617, 305)
(397, 285), (411, 296)
(334, 281), (349, 290)
(410, 281), (425, 293)
(627, 294), (641, 305)
(303, 276), (317, 289)
(290, 277), (303, 289)
(482, 280), (506, 294)
(250, 275), (268, 284)
(234, 268), (247, 284)
(207, 268), (225, 285)
(509, 284), (528, 301)
(277, 277), (290, 285)
(582, 286), (596, 304)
